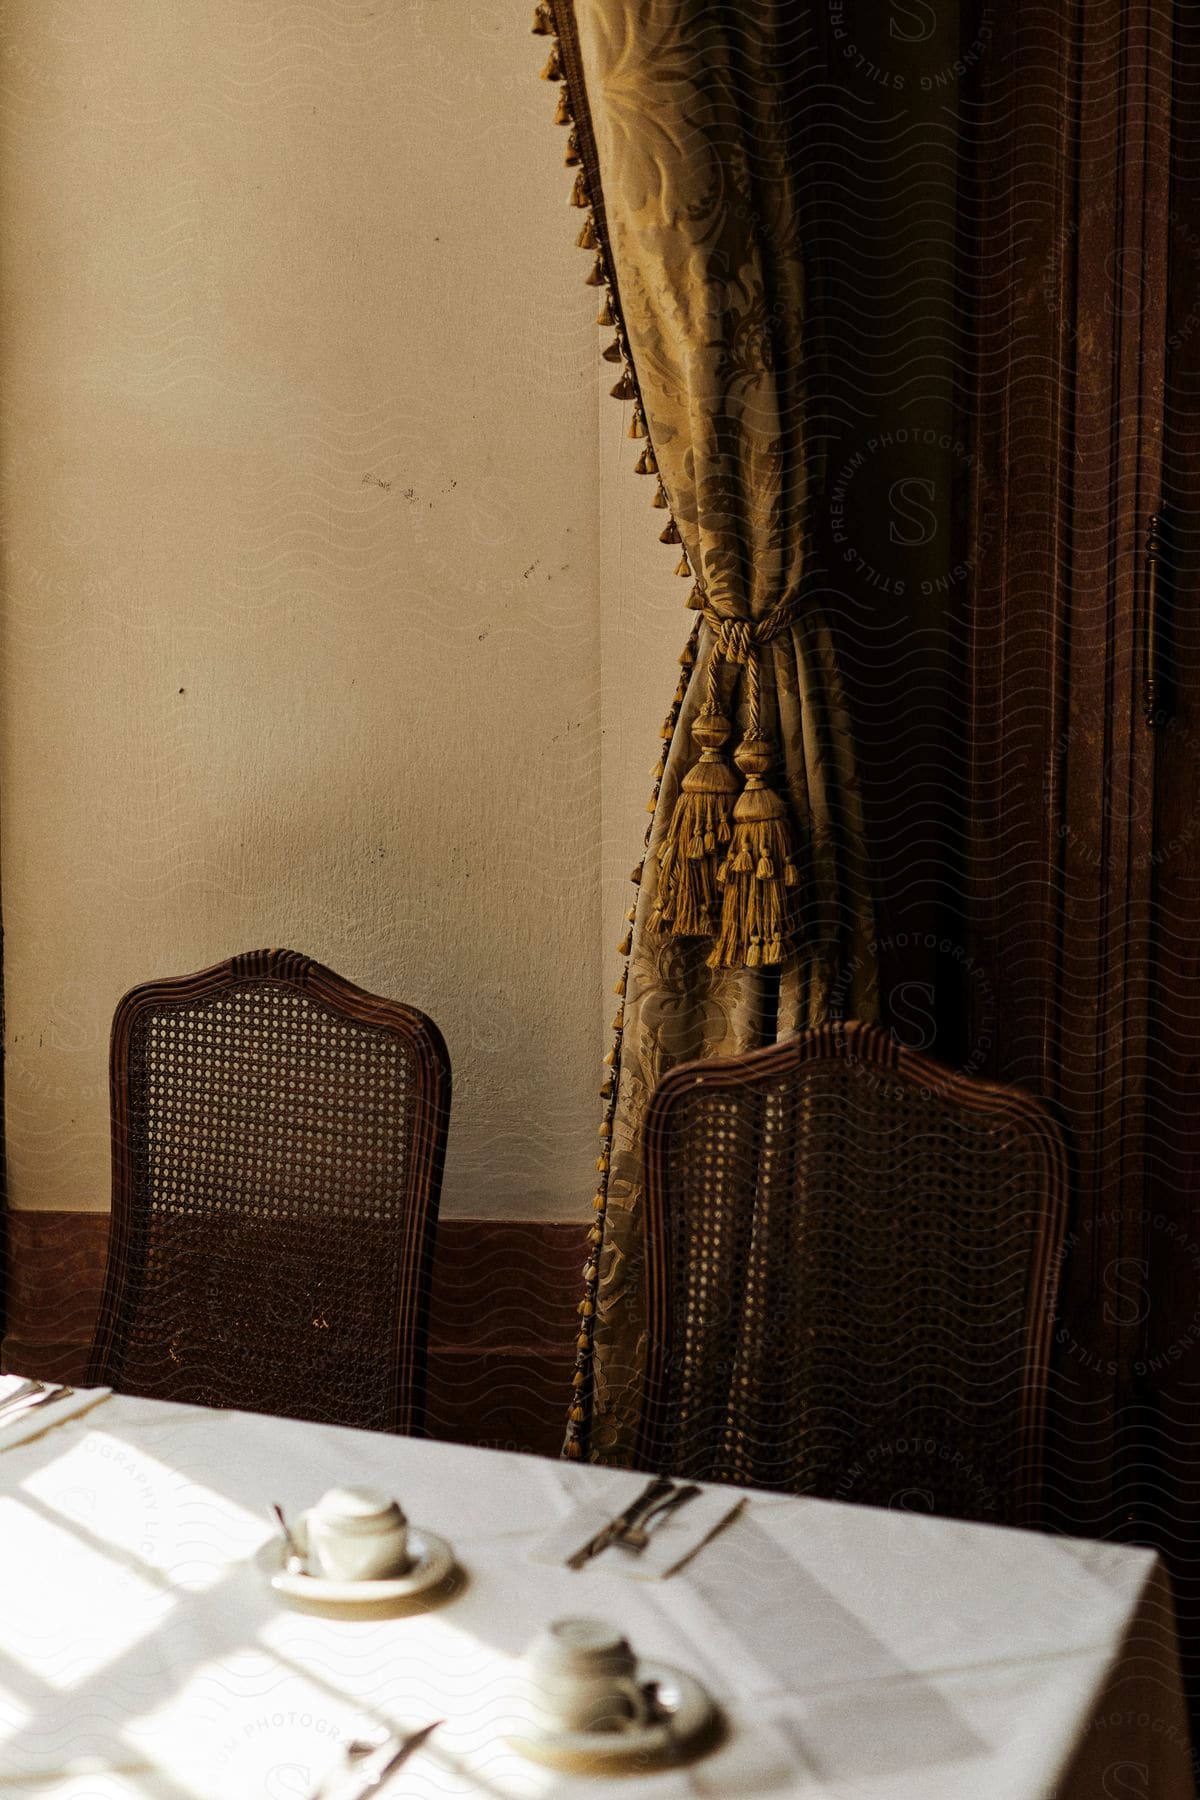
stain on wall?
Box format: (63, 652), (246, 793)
(0, 0), (681, 1221)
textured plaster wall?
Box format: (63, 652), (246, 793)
(0, 0), (679, 1220)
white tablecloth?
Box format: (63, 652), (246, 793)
(0, 1393), (1192, 1798)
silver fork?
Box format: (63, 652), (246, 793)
(347, 1722), (441, 1798)
(0, 1379), (47, 1419)
(308, 1720), (442, 1800)
(615, 1483), (702, 1551)
(565, 1474), (676, 1569)
(0, 1386), (74, 1427)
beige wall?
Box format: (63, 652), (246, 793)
(0, 0), (681, 1220)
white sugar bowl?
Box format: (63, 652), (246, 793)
(306, 1486), (411, 1582)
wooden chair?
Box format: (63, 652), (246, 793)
(87, 949), (451, 1434)
(635, 1020), (1068, 1526)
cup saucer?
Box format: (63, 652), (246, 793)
(506, 1660), (718, 1772)
(257, 1512), (455, 1607)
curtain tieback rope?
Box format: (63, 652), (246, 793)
(651, 601), (803, 969)
(704, 599), (799, 658)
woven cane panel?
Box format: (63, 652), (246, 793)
(107, 982), (421, 1428)
(647, 1057), (1052, 1522)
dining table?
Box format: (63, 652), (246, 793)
(0, 1385), (1194, 1798)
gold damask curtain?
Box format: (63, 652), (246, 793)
(538, 1), (878, 1463)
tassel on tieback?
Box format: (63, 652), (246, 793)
(651, 709), (738, 940)
(709, 736), (801, 969)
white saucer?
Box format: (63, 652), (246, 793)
(506, 1660), (718, 1772)
(257, 1513), (455, 1606)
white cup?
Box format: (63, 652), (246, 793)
(523, 1618), (653, 1735)
(306, 1487), (411, 1582)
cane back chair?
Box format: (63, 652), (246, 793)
(87, 949), (451, 1433)
(635, 1020), (1068, 1526)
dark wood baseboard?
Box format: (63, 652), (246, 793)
(1, 1211), (588, 1459)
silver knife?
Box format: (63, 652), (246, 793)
(348, 1720), (441, 1799)
(660, 1495), (749, 1579)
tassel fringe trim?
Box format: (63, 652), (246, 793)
(652, 696), (806, 969)
(536, 12), (717, 1458)
(708, 792), (800, 968)
(651, 710), (737, 941)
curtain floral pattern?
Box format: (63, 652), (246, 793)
(542, 0), (879, 1463)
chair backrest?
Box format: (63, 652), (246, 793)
(636, 1020), (1068, 1526)
(87, 949), (451, 1433)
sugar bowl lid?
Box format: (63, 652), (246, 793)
(310, 1485), (407, 1535)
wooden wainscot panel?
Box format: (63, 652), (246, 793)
(2, 1211), (587, 1458)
